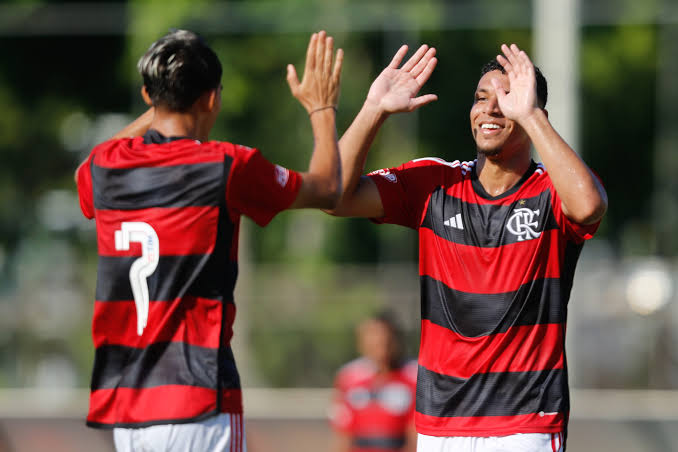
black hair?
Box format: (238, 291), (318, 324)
(480, 59), (548, 109)
(137, 29), (222, 112)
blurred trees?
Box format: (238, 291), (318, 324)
(0, 1), (672, 388)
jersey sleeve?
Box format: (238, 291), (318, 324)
(367, 159), (450, 229)
(549, 179), (601, 243)
(226, 146), (302, 227)
(76, 153), (95, 219)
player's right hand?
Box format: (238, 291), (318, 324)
(365, 44), (438, 114)
(287, 31), (343, 114)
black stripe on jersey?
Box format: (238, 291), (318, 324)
(92, 161), (226, 210)
(353, 437), (406, 449)
(95, 255), (238, 302)
(421, 276), (565, 337)
(91, 342), (241, 391)
(416, 365), (567, 418)
(420, 187), (560, 248)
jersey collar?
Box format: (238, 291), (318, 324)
(471, 159), (538, 201)
(143, 129), (191, 145)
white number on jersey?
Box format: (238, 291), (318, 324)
(114, 222), (159, 336)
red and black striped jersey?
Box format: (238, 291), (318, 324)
(367, 158), (600, 439)
(330, 358), (417, 452)
(76, 129), (301, 428)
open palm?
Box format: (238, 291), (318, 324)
(492, 43), (539, 122)
(366, 45), (438, 114)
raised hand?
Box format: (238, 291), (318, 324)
(287, 31), (344, 114)
(492, 43), (540, 122)
(366, 44), (438, 114)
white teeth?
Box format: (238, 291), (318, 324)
(481, 123), (501, 129)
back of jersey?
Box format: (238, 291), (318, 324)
(77, 130), (241, 428)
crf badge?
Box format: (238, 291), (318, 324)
(506, 207), (542, 241)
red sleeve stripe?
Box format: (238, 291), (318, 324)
(92, 297), (233, 349)
(418, 320), (564, 379)
(419, 227), (564, 294)
(96, 207), (219, 256)
(415, 411), (566, 437)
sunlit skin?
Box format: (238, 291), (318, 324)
(471, 70), (532, 161)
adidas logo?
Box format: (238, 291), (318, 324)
(444, 213), (464, 230)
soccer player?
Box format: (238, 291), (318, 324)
(326, 43), (608, 452)
(75, 29), (343, 452)
(329, 313), (417, 452)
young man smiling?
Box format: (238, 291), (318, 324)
(327, 43), (607, 452)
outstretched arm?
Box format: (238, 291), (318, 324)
(326, 45), (438, 218)
(286, 31), (344, 209)
(493, 43), (607, 225)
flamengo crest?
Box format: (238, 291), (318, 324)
(506, 207), (541, 241)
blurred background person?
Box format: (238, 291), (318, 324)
(329, 312), (417, 452)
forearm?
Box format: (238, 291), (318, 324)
(303, 108), (342, 207)
(323, 101), (387, 216)
(339, 102), (388, 195)
(110, 107), (154, 140)
(522, 110), (607, 224)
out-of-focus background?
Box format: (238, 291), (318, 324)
(0, 0), (676, 451)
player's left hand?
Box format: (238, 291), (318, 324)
(492, 43), (540, 123)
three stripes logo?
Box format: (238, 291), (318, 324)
(444, 213), (464, 230)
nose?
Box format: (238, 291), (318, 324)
(484, 95), (502, 115)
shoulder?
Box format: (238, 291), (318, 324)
(335, 358), (376, 388)
(368, 157), (475, 185)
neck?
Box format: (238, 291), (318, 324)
(148, 108), (209, 142)
(475, 150), (532, 197)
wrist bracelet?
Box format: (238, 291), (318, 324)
(309, 105), (337, 116)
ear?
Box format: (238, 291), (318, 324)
(141, 86), (153, 106)
(206, 88), (220, 113)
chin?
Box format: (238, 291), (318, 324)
(477, 146), (502, 158)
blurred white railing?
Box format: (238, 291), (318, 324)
(1, 388), (678, 421)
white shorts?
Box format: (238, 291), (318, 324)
(417, 432), (564, 452)
(113, 413), (246, 452)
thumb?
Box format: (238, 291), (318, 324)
(286, 64), (300, 94)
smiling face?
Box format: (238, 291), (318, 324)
(470, 70), (531, 159)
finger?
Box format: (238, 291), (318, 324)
(315, 30), (326, 73)
(517, 49), (534, 74)
(401, 44), (429, 72)
(332, 48), (344, 86)
(409, 93), (438, 111)
(502, 43), (520, 69)
(324, 36), (334, 77)
(387, 45), (409, 69)
(304, 33), (318, 78)
(415, 57), (438, 86)
(411, 47), (437, 79)
(496, 53), (513, 74)
(286, 64), (300, 93)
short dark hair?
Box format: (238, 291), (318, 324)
(138, 29), (222, 112)
(480, 59), (548, 109)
